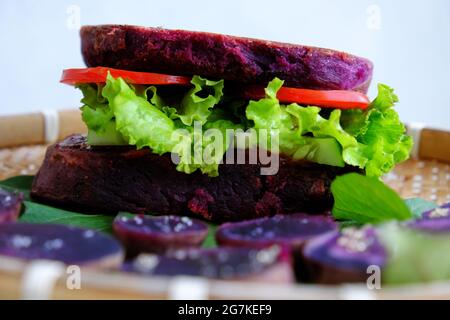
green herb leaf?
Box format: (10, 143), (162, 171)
(331, 173), (412, 224)
(0, 175), (114, 232)
(0, 175), (34, 200)
(20, 201), (114, 233)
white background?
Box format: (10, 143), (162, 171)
(1, 0), (449, 129)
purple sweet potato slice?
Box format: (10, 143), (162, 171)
(113, 214), (208, 255)
(80, 25), (373, 93)
(0, 223), (124, 268)
(123, 246), (294, 283)
(0, 189), (23, 223)
(406, 203), (450, 232)
(300, 227), (387, 284)
(216, 213), (337, 250)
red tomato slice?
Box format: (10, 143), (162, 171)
(244, 86), (370, 109)
(61, 67), (191, 86)
(61, 67), (370, 109)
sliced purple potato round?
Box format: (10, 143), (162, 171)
(300, 227), (387, 284)
(123, 246), (294, 283)
(0, 223), (124, 268)
(216, 213), (337, 250)
(113, 214), (208, 255)
(0, 189), (23, 223)
(407, 203), (450, 232)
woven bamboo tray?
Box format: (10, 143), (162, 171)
(0, 110), (449, 300)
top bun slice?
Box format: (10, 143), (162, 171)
(80, 25), (373, 93)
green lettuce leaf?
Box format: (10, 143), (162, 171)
(371, 83), (399, 111)
(78, 83), (107, 109)
(78, 84), (112, 133)
(177, 76), (224, 126)
(78, 84), (126, 145)
(100, 74), (238, 176)
(84, 119), (126, 145)
(342, 83), (413, 177)
(246, 78), (349, 167)
(246, 78), (300, 154)
(171, 119), (241, 177)
(102, 74), (177, 155)
(77, 75), (411, 177)
(80, 105), (114, 133)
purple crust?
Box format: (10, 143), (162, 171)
(407, 203), (450, 232)
(80, 25), (373, 93)
(216, 213), (337, 249)
(300, 227), (387, 284)
(0, 189), (23, 223)
(31, 135), (357, 222)
(113, 214), (208, 255)
(123, 246), (294, 283)
(0, 223), (123, 267)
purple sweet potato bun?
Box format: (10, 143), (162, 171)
(31, 135), (358, 222)
(0, 223), (124, 268)
(123, 246), (294, 283)
(80, 25), (373, 93)
(407, 203), (450, 232)
(0, 189), (23, 223)
(216, 213), (337, 250)
(113, 214), (208, 255)
(300, 227), (387, 284)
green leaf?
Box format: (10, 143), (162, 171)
(0, 175), (34, 200)
(340, 109), (368, 137)
(379, 223), (450, 284)
(100, 74), (238, 177)
(77, 83), (107, 109)
(341, 84), (412, 177)
(246, 78), (347, 167)
(202, 223), (218, 248)
(244, 79), (412, 174)
(19, 201), (115, 233)
(139, 86), (166, 109)
(77, 75), (411, 178)
(85, 119), (127, 145)
(81, 105), (114, 133)
(404, 198), (439, 218)
(331, 173), (412, 224)
(102, 74), (176, 154)
(77, 83), (124, 146)
(178, 76), (224, 126)
(370, 83), (399, 111)
(0, 175), (114, 233)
